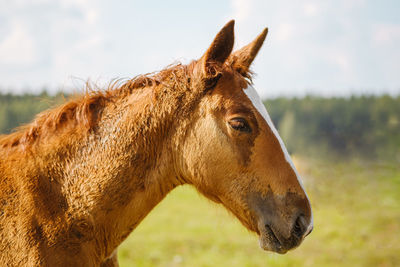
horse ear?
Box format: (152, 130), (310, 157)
(201, 20), (235, 77)
(230, 28), (268, 74)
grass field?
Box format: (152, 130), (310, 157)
(118, 157), (400, 267)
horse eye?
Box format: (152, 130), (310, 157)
(229, 118), (252, 133)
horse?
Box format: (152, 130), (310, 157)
(0, 20), (312, 266)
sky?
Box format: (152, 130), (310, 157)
(0, 0), (399, 98)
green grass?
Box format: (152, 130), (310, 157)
(118, 157), (400, 267)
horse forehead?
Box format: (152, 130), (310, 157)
(242, 85), (299, 181)
(242, 85), (269, 122)
(242, 85), (295, 169)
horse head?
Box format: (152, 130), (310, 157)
(176, 20), (313, 254)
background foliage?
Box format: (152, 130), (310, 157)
(265, 96), (400, 161)
(0, 92), (66, 136)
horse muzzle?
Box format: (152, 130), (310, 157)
(248, 192), (313, 253)
(257, 213), (313, 253)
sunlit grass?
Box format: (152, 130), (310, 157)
(118, 157), (400, 266)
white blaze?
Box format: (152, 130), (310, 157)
(243, 85), (313, 233)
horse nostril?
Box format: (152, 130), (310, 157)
(265, 224), (282, 248)
(293, 214), (307, 239)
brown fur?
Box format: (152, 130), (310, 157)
(0, 21), (312, 266)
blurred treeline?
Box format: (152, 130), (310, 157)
(0, 92), (399, 161)
(0, 91), (66, 135)
(266, 95), (400, 161)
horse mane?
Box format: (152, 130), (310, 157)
(0, 86), (110, 150)
(0, 60), (252, 150)
(0, 63), (193, 150)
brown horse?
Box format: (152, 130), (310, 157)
(0, 20), (312, 266)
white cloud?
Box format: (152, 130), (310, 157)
(231, 0), (253, 22)
(275, 23), (294, 42)
(373, 24), (400, 46)
(0, 21), (37, 66)
(303, 3), (318, 16)
(59, 0), (99, 25)
(342, 0), (366, 10)
(0, 0), (104, 91)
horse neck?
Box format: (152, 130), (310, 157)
(35, 85), (190, 256)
